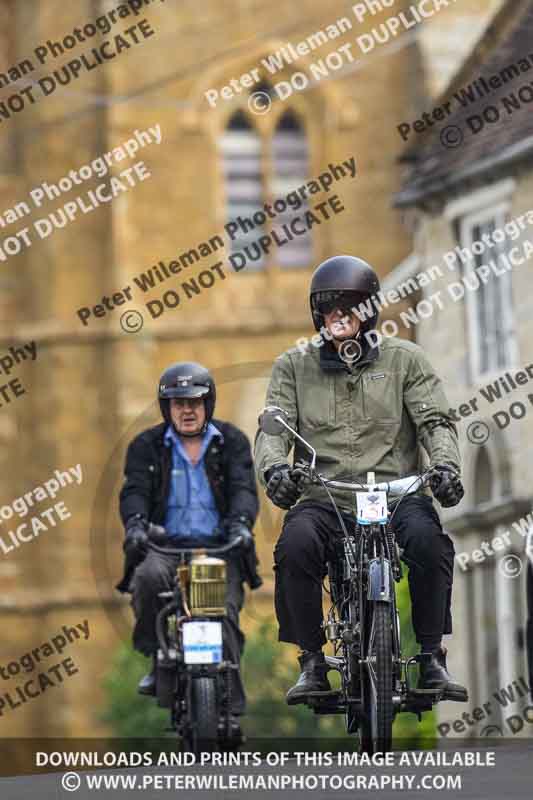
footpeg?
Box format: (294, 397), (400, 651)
(407, 687), (444, 700)
(442, 686), (468, 703)
(306, 689), (344, 714)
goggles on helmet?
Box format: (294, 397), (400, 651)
(312, 290), (364, 317)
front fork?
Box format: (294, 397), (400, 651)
(325, 563), (437, 721)
(366, 559), (436, 710)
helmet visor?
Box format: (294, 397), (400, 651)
(312, 290), (364, 317)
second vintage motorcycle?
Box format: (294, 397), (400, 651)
(146, 528), (244, 755)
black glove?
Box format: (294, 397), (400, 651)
(124, 515), (149, 558)
(146, 523), (170, 546)
(227, 520), (254, 551)
(429, 464), (464, 508)
(265, 464), (302, 510)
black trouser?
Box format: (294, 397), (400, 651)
(130, 548), (246, 715)
(274, 496), (454, 653)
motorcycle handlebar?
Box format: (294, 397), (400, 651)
(291, 467), (431, 498)
(325, 474), (427, 496)
(146, 524), (244, 556)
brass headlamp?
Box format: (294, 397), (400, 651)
(184, 555), (227, 616)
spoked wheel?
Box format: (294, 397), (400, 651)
(359, 601), (394, 754)
(182, 676), (219, 755)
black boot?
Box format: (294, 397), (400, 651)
(138, 655), (156, 696)
(218, 713), (245, 750)
(228, 714), (244, 744)
(417, 647), (468, 701)
(286, 651), (331, 706)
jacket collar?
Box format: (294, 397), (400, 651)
(319, 334), (379, 373)
(164, 422), (223, 459)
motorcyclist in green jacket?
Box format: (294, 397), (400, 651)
(255, 255), (467, 705)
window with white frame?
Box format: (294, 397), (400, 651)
(219, 104), (311, 272)
(459, 205), (518, 380)
(270, 110), (312, 268)
(220, 111), (265, 270)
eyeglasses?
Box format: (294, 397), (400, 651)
(170, 397), (205, 408)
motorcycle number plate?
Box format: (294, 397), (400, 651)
(356, 491), (387, 525)
(182, 621), (223, 664)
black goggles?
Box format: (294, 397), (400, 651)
(312, 291), (362, 316)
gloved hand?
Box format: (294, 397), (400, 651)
(124, 515), (149, 558)
(227, 520), (254, 551)
(147, 523), (169, 546)
(429, 464), (464, 508)
(265, 464), (302, 510)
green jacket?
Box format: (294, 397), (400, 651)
(254, 336), (461, 512)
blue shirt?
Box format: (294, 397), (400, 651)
(163, 423), (221, 540)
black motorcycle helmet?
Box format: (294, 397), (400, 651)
(309, 255), (381, 333)
(158, 361), (216, 433)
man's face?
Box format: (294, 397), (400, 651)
(323, 306), (361, 341)
(169, 396), (206, 436)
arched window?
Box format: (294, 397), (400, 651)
(473, 446), (493, 505)
(220, 111), (265, 270)
(271, 110), (312, 268)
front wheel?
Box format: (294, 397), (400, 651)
(359, 601), (394, 754)
(183, 676), (219, 755)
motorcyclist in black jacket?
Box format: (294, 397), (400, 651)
(116, 361), (261, 732)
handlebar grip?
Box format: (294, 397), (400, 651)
(147, 534), (244, 556)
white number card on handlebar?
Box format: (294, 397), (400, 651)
(356, 489), (388, 525)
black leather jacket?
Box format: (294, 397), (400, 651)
(116, 419), (261, 592)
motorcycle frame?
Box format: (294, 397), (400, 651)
(323, 518), (403, 724)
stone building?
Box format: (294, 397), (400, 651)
(0, 0), (504, 750)
(390, 0), (533, 739)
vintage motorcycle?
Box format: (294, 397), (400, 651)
(146, 528), (244, 754)
(259, 405), (467, 754)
